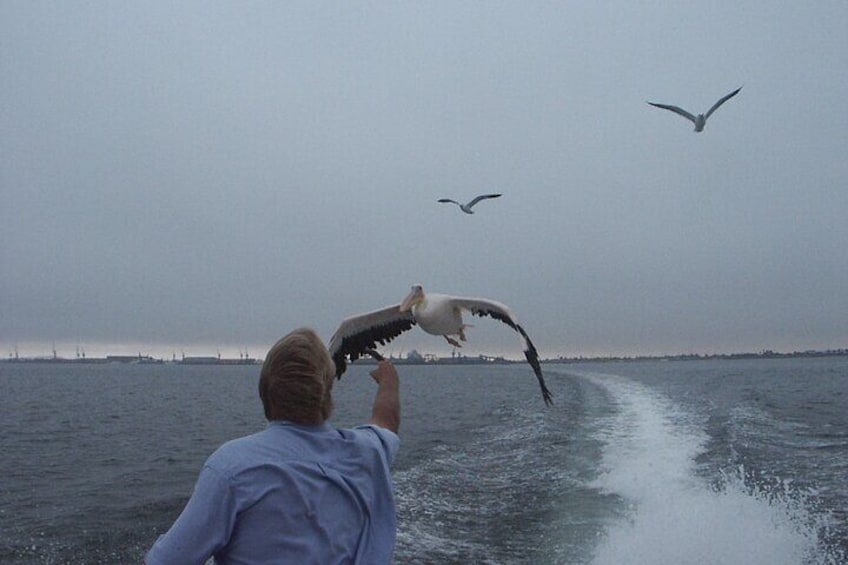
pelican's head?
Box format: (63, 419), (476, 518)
(399, 284), (425, 312)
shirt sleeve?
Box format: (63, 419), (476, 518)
(354, 424), (400, 466)
(145, 464), (237, 565)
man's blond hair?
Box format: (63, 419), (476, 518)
(258, 328), (336, 424)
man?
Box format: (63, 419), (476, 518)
(145, 328), (401, 564)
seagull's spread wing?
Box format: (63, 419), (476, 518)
(437, 198), (460, 206)
(452, 297), (553, 405)
(466, 193), (502, 209)
(704, 86), (742, 120)
(647, 102), (698, 124)
(328, 305), (416, 378)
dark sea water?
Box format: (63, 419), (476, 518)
(0, 357), (846, 564)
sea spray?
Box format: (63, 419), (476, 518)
(582, 372), (842, 565)
(591, 464), (842, 565)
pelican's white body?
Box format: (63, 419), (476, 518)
(411, 293), (465, 336)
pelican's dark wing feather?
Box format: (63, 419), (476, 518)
(704, 86), (742, 120)
(328, 305), (416, 378)
(453, 297), (553, 405)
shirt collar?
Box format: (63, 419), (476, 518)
(268, 420), (333, 433)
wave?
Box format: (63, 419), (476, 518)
(391, 373), (611, 564)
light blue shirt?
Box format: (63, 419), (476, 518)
(145, 421), (400, 565)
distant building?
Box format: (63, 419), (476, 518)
(106, 354), (157, 363)
(180, 356), (220, 365)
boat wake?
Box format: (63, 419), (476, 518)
(578, 371), (843, 565)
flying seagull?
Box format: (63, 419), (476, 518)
(328, 284), (553, 406)
(437, 193), (502, 214)
(647, 87), (742, 132)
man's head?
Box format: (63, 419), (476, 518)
(259, 328), (336, 424)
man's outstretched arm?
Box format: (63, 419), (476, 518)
(369, 361), (400, 433)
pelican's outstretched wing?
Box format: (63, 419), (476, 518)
(451, 297), (553, 406)
(328, 305), (416, 378)
(704, 86), (742, 120)
(466, 193), (502, 209)
(646, 102), (698, 125)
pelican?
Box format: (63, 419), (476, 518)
(328, 285), (553, 405)
(647, 87), (742, 132)
(437, 193), (502, 214)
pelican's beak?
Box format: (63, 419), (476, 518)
(399, 286), (424, 312)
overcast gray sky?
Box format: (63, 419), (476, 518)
(2, 2), (846, 359)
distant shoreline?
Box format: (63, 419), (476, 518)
(4, 348), (846, 365)
(359, 349), (848, 365)
(542, 348), (848, 363)
(2, 354), (261, 365)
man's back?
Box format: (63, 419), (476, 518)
(146, 421), (399, 565)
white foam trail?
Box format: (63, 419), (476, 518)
(581, 372), (839, 565)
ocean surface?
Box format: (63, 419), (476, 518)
(0, 357), (846, 564)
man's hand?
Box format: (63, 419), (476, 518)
(369, 361), (400, 433)
(369, 360), (398, 387)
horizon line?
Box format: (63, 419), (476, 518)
(5, 346), (847, 364)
